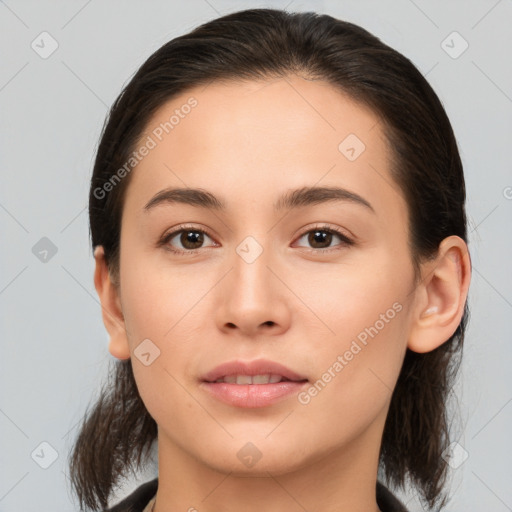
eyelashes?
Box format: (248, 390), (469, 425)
(159, 225), (218, 255)
(294, 225), (354, 253)
(158, 223), (355, 256)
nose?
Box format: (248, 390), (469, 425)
(216, 238), (291, 337)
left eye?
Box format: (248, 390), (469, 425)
(294, 227), (353, 251)
(162, 228), (216, 252)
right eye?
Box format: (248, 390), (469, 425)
(160, 225), (217, 255)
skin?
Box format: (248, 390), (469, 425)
(94, 75), (471, 512)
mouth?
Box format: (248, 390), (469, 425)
(204, 374), (308, 385)
(201, 358), (308, 384)
(199, 359), (309, 408)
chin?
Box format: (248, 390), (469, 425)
(196, 436), (316, 477)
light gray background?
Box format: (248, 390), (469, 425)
(1, 0), (511, 511)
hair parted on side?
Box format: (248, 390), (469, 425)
(69, 8), (469, 511)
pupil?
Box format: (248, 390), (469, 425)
(182, 230), (203, 249)
(309, 230), (331, 248)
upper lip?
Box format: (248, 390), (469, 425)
(201, 359), (308, 383)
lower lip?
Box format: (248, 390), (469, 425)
(200, 381), (308, 408)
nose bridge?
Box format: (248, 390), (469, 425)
(216, 230), (286, 329)
(231, 233), (272, 298)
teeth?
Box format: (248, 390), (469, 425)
(252, 374), (271, 384)
(214, 374), (286, 384)
(236, 375), (252, 385)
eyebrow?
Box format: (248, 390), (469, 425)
(143, 185), (375, 214)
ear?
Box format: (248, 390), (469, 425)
(93, 246), (131, 360)
(408, 235), (471, 353)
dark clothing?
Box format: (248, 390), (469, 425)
(105, 477), (409, 512)
(105, 478), (157, 512)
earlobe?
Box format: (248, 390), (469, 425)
(93, 246), (131, 360)
(408, 236), (471, 354)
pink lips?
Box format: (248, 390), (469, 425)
(199, 359), (308, 408)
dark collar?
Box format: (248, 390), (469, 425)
(105, 478), (158, 512)
(106, 478), (408, 512)
(377, 480), (409, 511)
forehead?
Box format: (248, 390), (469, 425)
(139, 75), (384, 150)
(125, 75), (404, 220)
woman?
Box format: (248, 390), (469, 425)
(69, 8), (471, 512)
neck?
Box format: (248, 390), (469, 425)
(152, 411), (386, 512)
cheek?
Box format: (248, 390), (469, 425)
(119, 244), (199, 342)
(118, 245), (208, 409)
(294, 302), (409, 445)
(294, 251), (411, 412)
(122, 266), (202, 429)
(297, 247), (411, 341)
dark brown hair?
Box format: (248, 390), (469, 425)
(70, 8), (469, 511)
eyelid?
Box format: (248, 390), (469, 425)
(159, 223), (217, 254)
(292, 223), (354, 252)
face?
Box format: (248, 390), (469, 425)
(114, 75), (419, 476)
